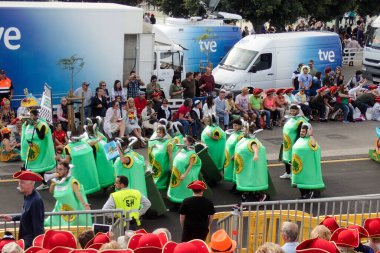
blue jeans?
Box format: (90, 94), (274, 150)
(179, 119), (197, 136)
(217, 112), (229, 127)
(339, 103), (353, 121)
(253, 110), (271, 128)
(84, 106), (92, 120)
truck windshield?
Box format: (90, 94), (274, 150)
(366, 27), (380, 49)
(159, 51), (183, 73)
(220, 48), (258, 70)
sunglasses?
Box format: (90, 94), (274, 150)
(101, 85), (106, 87)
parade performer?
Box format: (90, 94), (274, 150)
(84, 119), (115, 189)
(201, 114), (226, 171)
(0, 127), (20, 162)
(44, 162), (92, 226)
(167, 136), (202, 203)
(369, 127), (380, 163)
(234, 123), (269, 202)
(291, 123), (325, 199)
(280, 105), (308, 179)
(114, 137), (147, 197)
(57, 131), (100, 194)
(224, 119), (244, 182)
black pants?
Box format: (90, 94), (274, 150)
(285, 163), (291, 174)
(352, 101), (369, 115)
(311, 103), (326, 119)
(300, 104), (311, 118)
(181, 228), (209, 242)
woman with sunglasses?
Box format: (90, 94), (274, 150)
(169, 76), (183, 99)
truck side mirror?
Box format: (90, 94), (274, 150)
(249, 65), (257, 73)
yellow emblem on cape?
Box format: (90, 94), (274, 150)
(237, 134), (244, 141)
(224, 150), (230, 168)
(235, 154), (244, 174)
(148, 147), (154, 165)
(248, 140), (259, 153)
(61, 204), (75, 222)
(283, 134), (292, 151)
(152, 160), (162, 179)
(292, 154), (303, 175)
(27, 143), (40, 161)
(122, 155), (134, 169)
(170, 167), (181, 188)
(213, 129), (222, 140)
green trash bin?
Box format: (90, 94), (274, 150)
(195, 143), (222, 187)
(145, 171), (167, 217)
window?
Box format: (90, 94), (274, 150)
(366, 27), (380, 49)
(159, 51), (182, 72)
(253, 53), (272, 71)
(220, 47), (258, 70)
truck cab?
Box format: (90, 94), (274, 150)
(363, 17), (380, 83)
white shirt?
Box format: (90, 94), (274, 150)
(282, 242), (299, 253)
(203, 104), (216, 117)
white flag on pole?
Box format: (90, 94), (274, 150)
(39, 83), (53, 125)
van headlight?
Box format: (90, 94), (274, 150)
(223, 83), (237, 89)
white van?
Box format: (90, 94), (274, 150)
(363, 16), (380, 83)
(213, 31), (342, 92)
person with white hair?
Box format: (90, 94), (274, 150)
(281, 222), (299, 253)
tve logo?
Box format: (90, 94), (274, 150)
(318, 49), (335, 62)
(0, 27), (21, 50)
(199, 40), (217, 53)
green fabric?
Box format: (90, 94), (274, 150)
(148, 138), (171, 190)
(201, 125), (226, 171)
(145, 172), (167, 216)
(224, 131), (244, 181)
(282, 116), (308, 163)
(64, 141), (100, 194)
(20, 123), (27, 162)
(234, 137), (268, 192)
(44, 176), (91, 227)
(369, 149), (380, 163)
(249, 96), (262, 110)
(24, 119), (56, 173)
(291, 137), (325, 190)
(87, 137), (115, 188)
(114, 150), (147, 197)
(167, 148), (202, 203)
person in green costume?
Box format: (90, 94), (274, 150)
(201, 115), (226, 171)
(167, 135), (202, 204)
(45, 162), (91, 226)
(56, 131), (100, 195)
(114, 137), (148, 197)
(235, 123), (268, 202)
(291, 123), (325, 199)
(23, 109), (56, 191)
(280, 105), (308, 179)
(84, 120), (115, 189)
(224, 119), (244, 183)
(368, 127), (380, 163)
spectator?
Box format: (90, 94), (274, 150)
(124, 98), (146, 146)
(242, 26), (250, 37)
(0, 98), (15, 126)
(134, 91), (147, 119)
(214, 89), (230, 129)
(203, 95), (217, 119)
(11, 118), (22, 145)
(150, 13), (156, 24)
(310, 87), (329, 122)
(146, 75), (163, 99)
(99, 81), (111, 102)
(169, 76), (183, 99)
(372, 97), (380, 121)
(333, 66), (344, 86)
(337, 85), (354, 123)
(74, 81), (93, 120)
(141, 100), (158, 133)
(348, 70), (366, 87)
(310, 72), (322, 97)
(226, 93), (240, 120)
(177, 98), (196, 136)
(52, 122), (68, 151)
(263, 89), (279, 126)
(322, 67), (334, 87)
(125, 71), (145, 99)
(199, 67), (215, 96)
(308, 59), (318, 77)
(0, 69), (13, 101)
(77, 230), (95, 249)
(235, 87), (254, 122)
(291, 63), (303, 90)
(355, 90), (378, 118)
(104, 101), (125, 139)
(194, 72), (202, 97)
(281, 222), (299, 253)
(181, 72), (195, 99)
(111, 80), (126, 102)
(249, 88), (272, 130)
(157, 98), (172, 121)
(275, 89), (288, 126)
(57, 97), (69, 131)
(190, 100), (203, 139)
(257, 242), (285, 253)
(298, 66), (312, 91)
(295, 88), (311, 119)
(91, 87), (108, 117)
(285, 88), (297, 106)
(151, 92), (163, 112)
(327, 86), (342, 121)
(99, 241), (121, 250)
(143, 13), (151, 23)
(209, 229), (236, 253)
(0, 127), (20, 162)
(310, 225), (332, 240)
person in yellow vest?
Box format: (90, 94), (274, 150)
(102, 175), (151, 230)
(0, 69), (13, 100)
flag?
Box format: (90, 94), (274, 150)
(39, 83), (53, 125)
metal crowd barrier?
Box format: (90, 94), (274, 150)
(0, 209), (130, 240)
(210, 194), (380, 253)
(342, 48), (363, 66)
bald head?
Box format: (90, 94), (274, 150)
(281, 222), (299, 242)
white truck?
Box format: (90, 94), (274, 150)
(363, 16), (380, 83)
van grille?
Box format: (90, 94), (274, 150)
(365, 58), (380, 64)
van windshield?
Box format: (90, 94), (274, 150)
(366, 27), (380, 49)
(220, 48), (258, 70)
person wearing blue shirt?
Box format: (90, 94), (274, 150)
(214, 89), (229, 129)
(298, 66), (312, 95)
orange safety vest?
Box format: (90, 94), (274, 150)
(0, 77), (12, 95)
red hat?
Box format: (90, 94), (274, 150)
(127, 233), (163, 253)
(13, 170), (43, 182)
(85, 233), (111, 249)
(101, 250), (134, 253)
(266, 88), (276, 94)
(87, 243), (104, 250)
(187, 180), (207, 191)
(317, 87), (327, 93)
(1, 127), (11, 134)
(33, 234), (44, 247)
(134, 229), (148, 235)
(253, 88), (263, 95)
(375, 97), (380, 103)
(151, 92), (160, 98)
(71, 249), (99, 253)
(320, 216), (340, 233)
(24, 246), (44, 253)
(42, 230), (77, 250)
(296, 238), (340, 253)
(330, 228), (359, 248)
(0, 239), (24, 251)
(328, 86), (338, 94)
(285, 88), (294, 94)
(49, 246), (73, 253)
(276, 88), (285, 95)
(368, 85), (378, 90)
(163, 240), (209, 253)
(364, 218), (380, 238)
(347, 225), (369, 239)
(209, 229), (236, 253)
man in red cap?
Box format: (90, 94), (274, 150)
(310, 87), (328, 122)
(179, 180), (215, 242)
(0, 171), (45, 249)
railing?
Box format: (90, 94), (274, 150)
(0, 209), (129, 239)
(343, 48), (363, 66)
(211, 194), (380, 253)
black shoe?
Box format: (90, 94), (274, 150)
(229, 184), (237, 193)
(265, 125), (272, 130)
(319, 119), (327, 122)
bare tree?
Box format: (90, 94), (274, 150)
(58, 54), (85, 92)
